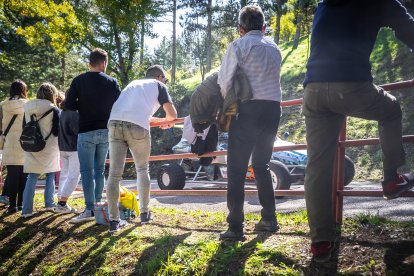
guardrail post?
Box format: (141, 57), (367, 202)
(333, 120), (347, 224)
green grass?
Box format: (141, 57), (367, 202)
(1, 194), (413, 275)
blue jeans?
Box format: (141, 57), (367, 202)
(22, 173), (55, 215)
(78, 129), (109, 211)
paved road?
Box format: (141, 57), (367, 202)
(115, 180), (414, 221)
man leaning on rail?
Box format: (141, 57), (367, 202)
(106, 65), (177, 233)
(303, 0), (414, 263)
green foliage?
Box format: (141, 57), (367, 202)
(5, 0), (85, 55)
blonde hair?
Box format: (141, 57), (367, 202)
(37, 82), (58, 106)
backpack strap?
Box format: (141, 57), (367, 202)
(3, 114), (18, 137)
(37, 109), (53, 121)
(35, 109), (54, 141)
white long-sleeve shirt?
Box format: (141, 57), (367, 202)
(218, 30), (282, 102)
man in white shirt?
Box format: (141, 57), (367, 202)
(106, 65), (177, 233)
(218, 5), (282, 241)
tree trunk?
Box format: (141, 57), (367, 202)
(140, 19), (145, 64)
(274, 11), (281, 44)
(171, 0), (177, 84)
(292, 0), (304, 49)
(112, 20), (129, 86)
(205, 0), (212, 73)
(60, 56), (66, 89)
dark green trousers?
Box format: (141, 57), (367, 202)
(302, 82), (405, 242)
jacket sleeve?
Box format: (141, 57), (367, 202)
(52, 108), (59, 137)
(218, 42), (240, 98)
(70, 111), (79, 136)
(381, 0), (414, 50)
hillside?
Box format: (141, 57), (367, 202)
(171, 28), (414, 181)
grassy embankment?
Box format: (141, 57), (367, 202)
(0, 195), (413, 275)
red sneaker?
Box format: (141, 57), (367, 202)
(311, 241), (334, 263)
(382, 173), (414, 200)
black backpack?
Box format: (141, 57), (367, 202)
(20, 109), (53, 152)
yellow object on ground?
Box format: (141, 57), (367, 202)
(119, 185), (139, 215)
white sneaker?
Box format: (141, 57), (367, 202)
(54, 204), (73, 214)
(22, 213), (34, 218)
(70, 209), (94, 223)
(45, 207), (55, 212)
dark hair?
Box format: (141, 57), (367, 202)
(238, 5), (265, 32)
(37, 82), (58, 106)
(89, 48), (108, 67)
(9, 80), (28, 100)
(145, 65), (165, 79)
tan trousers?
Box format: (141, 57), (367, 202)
(302, 82), (405, 242)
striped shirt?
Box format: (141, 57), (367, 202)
(218, 30), (282, 102)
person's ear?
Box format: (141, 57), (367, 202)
(262, 24), (266, 33)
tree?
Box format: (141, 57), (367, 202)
(73, 0), (162, 87)
(292, 0), (304, 48)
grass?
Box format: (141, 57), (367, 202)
(1, 194), (414, 275)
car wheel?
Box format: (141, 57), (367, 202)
(157, 163), (186, 190)
(344, 155), (355, 186)
(269, 160), (291, 199)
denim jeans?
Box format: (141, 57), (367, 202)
(106, 120), (151, 221)
(22, 172), (55, 215)
(77, 129), (109, 211)
(227, 100), (281, 232)
(303, 82), (404, 243)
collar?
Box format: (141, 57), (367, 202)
(244, 30), (263, 37)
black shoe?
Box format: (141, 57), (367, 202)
(311, 241), (334, 263)
(140, 211), (153, 224)
(17, 206), (23, 211)
(109, 220), (128, 233)
(219, 229), (246, 242)
(4, 207), (18, 215)
(254, 220), (280, 232)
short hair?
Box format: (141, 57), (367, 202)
(37, 82), (58, 106)
(9, 80), (27, 100)
(238, 5), (265, 32)
(89, 48), (108, 66)
(145, 65), (165, 79)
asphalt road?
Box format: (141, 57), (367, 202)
(117, 180), (414, 222)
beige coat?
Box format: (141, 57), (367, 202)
(23, 99), (60, 174)
(0, 98), (28, 165)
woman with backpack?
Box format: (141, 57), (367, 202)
(21, 83), (60, 218)
(0, 80), (29, 214)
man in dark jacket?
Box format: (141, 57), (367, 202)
(303, 0), (414, 262)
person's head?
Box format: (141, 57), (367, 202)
(238, 5), (266, 36)
(89, 48), (108, 72)
(9, 80), (28, 100)
(56, 90), (65, 108)
(37, 82), (58, 106)
(145, 65), (168, 84)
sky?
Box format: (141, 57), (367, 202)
(145, 9), (186, 54)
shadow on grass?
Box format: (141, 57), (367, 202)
(151, 221), (222, 233)
(65, 225), (136, 275)
(131, 232), (191, 275)
(0, 212), (62, 269)
(342, 237), (414, 275)
(204, 232), (279, 275)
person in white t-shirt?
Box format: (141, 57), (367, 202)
(106, 65), (177, 233)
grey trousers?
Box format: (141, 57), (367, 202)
(107, 120), (151, 221)
(302, 82), (405, 243)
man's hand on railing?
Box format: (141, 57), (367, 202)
(150, 117), (182, 129)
